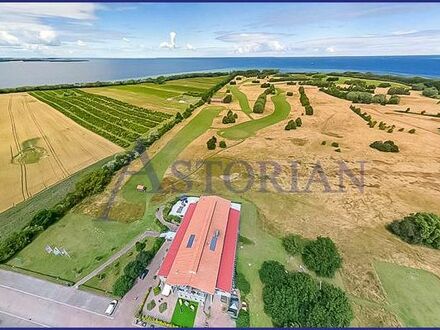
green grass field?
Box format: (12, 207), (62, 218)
(374, 260), (440, 326)
(171, 300), (198, 327)
(6, 213), (146, 283)
(0, 156), (113, 241)
(83, 237), (155, 293)
(121, 105), (224, 205)
(228, 85), (253, 118)
(219, 89), (291, 140)
(86, 76), (227, 114)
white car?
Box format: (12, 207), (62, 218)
(105, 300), (118, 316)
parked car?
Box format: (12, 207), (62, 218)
(105, 300), (118, 316)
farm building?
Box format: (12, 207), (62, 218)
(158, 195), (241, 305)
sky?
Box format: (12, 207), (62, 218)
(0, 3), (440, 58)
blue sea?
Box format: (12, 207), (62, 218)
(0, 56), (439, 89)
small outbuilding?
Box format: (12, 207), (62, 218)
(136, 184), (146, 192)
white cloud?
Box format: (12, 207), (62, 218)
(0, 31), (19, 45)
(76, 40), (86, 47)
(217, 32), (286, 54)
(160, 31), (177, 49)
(122, 37), (130, 43)
(186, 43), (195, 50)
(0, 3), (100, 20)
(326, 47), (336, 53)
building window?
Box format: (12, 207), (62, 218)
(186, 234), (195, 248)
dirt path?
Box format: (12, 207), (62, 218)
(155, 206), (178, 232)
(73, 230), (160, 288)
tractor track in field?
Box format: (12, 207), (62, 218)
(23, 97), (70, 178)
(8, 96), (31, 200)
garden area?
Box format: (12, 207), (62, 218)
(171, 299), (198, 327)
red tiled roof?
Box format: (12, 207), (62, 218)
(157, 196), (240, 294)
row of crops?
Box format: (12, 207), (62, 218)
(30, 89), (172, 147)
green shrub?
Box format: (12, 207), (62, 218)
(286, 81), (296, 85)
(326, 77), (339, 82)
(230, 81), (236, 85)
(388, 86), (410, 95)
(284, 120), (297, 131)
(236, 310), (250, 327)
(159, 302), (168, 313)
(346, 91), (373, 103)
(388, 212), (440, 249)
(286, 91), (293, 96)
(236, 272), (251, 297)
(219, 140), (227, 148)
(387, 95), (400, 104)
(369, 140), (399, 152)
(321, 141), (326, 145)
(422, 87), (439, 98)
(207, 136), (217, 150)
(305, 105), (314, 115)
(222, 110), (237, 124)
(253, 93), (267, 113)
(331, 142), (339, 148)
(408, 128), (416, 134)
(146, 299), (156, 311)
(282, 234), (306, 256)
(260, 82), (271, 88)
(295, 117), (302, 127)
(113, 275), (135, 297)
(302, 237), (342, 278)
(412, 83), (426, 91)
(135, 241), (146, 252)
(222, 94), (232, 103)
(372, 94), (387, 105)
(378, 82), (391, 88)
(259, 260), (287, 285)
(252, 80), (260, 84)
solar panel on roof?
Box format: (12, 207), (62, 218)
(210, 231), (220, 251)
(186, 234), (195, 248)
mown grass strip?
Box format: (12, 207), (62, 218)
(229, 85), (253, 118)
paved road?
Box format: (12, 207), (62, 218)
(155, 206), (178, 232)
(0, 240), (172, 327)
(74, 230), (160, 288)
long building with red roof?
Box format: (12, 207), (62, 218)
(158, 195), (240, 304)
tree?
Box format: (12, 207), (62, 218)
(113, 275), (135, 297)
(422, 87), (439, 98)
(236, 272), (250, 296)
(124, 260), (144, 279)
(207, 136), (217, 150)
(219, 140), (227, 148)
(285, 120), (297, 130)
(286, 91), (293, 96)
(369, 140), (399, 153)
(223, 94), (232, 103)
(387, 86), (410, 95)
(282, 234), (305, 255)
(377, 82), (391, 88)
(259, 260), (287, 285)
(236, 310), (250, 327)
(302, 237), (342, 278)
(388, 212), (440, 249)
(295, 117), (302, 127)
(408, 128), (416, 134)
(387, 95), (400, 104)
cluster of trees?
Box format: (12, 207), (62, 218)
(369, 140), (399, 153)
(113, 238), (165, 297)
(387, 212), (440, 249)
(387, 86), (410, 95)
(349, 105), (377, 128)
(284, 118), (302, 130)
(259, 260), (353, 327)
(0, 71), (231, 94)
(378, 82), (391, 88)
(207, 136), (218, 150)
(253, 85), (275, 113)
(282, 235), (343, 278)
(326, 77), (339, 82)
(222, 110), (238, 124)
(299, 86), (314, 115)
(0, 72), (234, 262)
(260, 82), (271, 88)
(236, 310), (250, 328)
(422, 87), (439, 98)
(286, 91), (293, 96)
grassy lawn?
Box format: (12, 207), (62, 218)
(6, 213), (146, 283)
(83, 237), (155, 293)
(0, 156), (114, 240)
(86, 76), (227, 114)
(121, 105), (224, 205)
(171, 300), (198, 327)
(229, 85), (253, 117)
(374, 260), (440, 326)
(219, 89), (290, 140)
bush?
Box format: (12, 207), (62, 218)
(372, 94), (387, 105)
(222, 110), (237, 124)
(412, 83), (426, 91)
(295, 117), (302, 127)
(422, 87), (439, 98)
(222, 94), (232, 103)
(236, 310), (250, 327)
(326, 77), (339, 82)
(113, 275), (135, 297)
(388, 213), (440, 249)
(388, 86), (410, 95)
(207, 136), (217, 150)
(387, 95), (400, 104)
(259, 260), (287, 285)
(135, 241), (146, 252)
(284, 120), (297, 130)
(378, 82), (391, 88)
(331, 142), (339, 148)
(369, 140), (399, 153)
(286, 91), (293, 96)
(230, 81), (236, 85)
(305, 105), (314, 115)
(261, 263), (353, 327)
(302, 237), (342, 278)
(236, 272), (251, 296)
(346, 91), (373, 103)
(408, 128), (416, 134)
(286, 81), (296, 85)
(159, 302), (167, 313)
(252, 80), (260, 84)
(260, 82), (271, 88)
(146, 299), (156, 311)
(219, 140), (227, 148)
(282, 234), (306, 255)
(253, 92), (267, 113)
